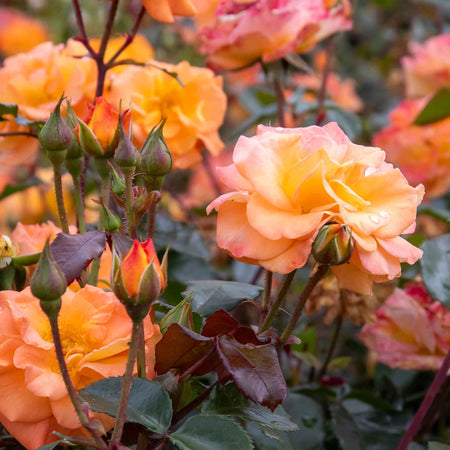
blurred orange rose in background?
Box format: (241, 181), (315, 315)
(359, 283), (450, 372)
(0, 7), (48, 57)
(402, 33), (450, 98)
(0, 285), (162, 449)
(373, 98), (450, 199)
(108, 61), (227, 169)
(208, 123), (423, 295)
(198, 0), (352, 71)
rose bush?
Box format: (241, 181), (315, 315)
(207, 123), (424, 295)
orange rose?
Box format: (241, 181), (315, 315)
(198, 0), (352, 71)
(402, 34), (450, 98)
(0, 7), (48, 57)
(207, 123), (424, 295)
(114, 239), (165, 304)
(0, 285), (162, 449)
(107, 61), (226, 169)
(373, 98), (450, 199)
(360, 283), (450, 371)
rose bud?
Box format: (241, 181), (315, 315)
(312, 223), (354, 266)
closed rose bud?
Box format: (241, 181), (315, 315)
(101, 203), (122, 233)
(39, 96), (72, 165)
(312, 223), (354, 266)
(113, 239), (166, 310)
(139, 122), (172, 191)
(114, 112), (139, 174)
(30, 240), (67, 319)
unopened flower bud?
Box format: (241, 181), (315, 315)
(110, 164), (126, 195)
(312, 223), (354, 266)
(30, 240), (67, 319)
(39, 96), (72, 165)
(139, 122), (172, 190)
(77, 118), (106, 158)
(114, 113), (139, 174)
(101, 203), (122, 233)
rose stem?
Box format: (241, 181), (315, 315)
(88, 165), (110, 285)
(317, 314), (343, 380)
(259, 270), (297, 333)
(273, 75), (286, 127)
(53, 161), (70, 234)
(73, 176), (87, 233)
(279, 265), (329, 345)
(0, 131), (37, 138)
(110, 321), (142, 447)
(260, 270), (273, 313)
(315, 38), (333, 126)
(49, 315), (107, 449)
(124, 170), (136, 239)
(396, 347), (450, 450)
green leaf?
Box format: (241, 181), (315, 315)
(183, 280), (263, 317)
(420, 234), (450, 307)
(0, 102), (18, 119)
(154, 215), (209, 259)
(36, 443), (63, 450)
(428, 442), (450, 450)
(330, 403), (362, 450)
(0, 177), (42, 201)
(414, 88), (450, 125)
(79, 377), (172, 434)
(328, 356), (352, 371)
(159, 295), (193, 334)
(168, 415), (253, 450)
(202, 383), (298, 433)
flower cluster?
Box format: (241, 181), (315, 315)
(208, 123), (423, 295)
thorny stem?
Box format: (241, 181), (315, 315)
(261, 270), (273, 312)
(396, 347), (450, 450)
(136, 325), (147, 378)
(53, 162), (70, 234)
(110, 321), (142, 446)
(171, 381), (219, 427)
(147, 199), (157, 239)
(279, 265), (329, 345)
(315, 39), (334, 126)
(49, 315), (107, 449)
(88, 173), (110, 285)
(259, 270), (297, 333)
(124, 170), (136, 238)
(73, 176), (86, 234)
(317, 313), (343, 380)
(72, 0), (96, 57)
(107, 6), (146, 66)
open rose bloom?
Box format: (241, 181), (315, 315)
(402, 34), (450, 98)
(359, 283), (450, 372)
(373, 98), (450, 199)
(198, 0), (352, 71)
(0, 286), (162, 449)
(207, 123), (424, 295)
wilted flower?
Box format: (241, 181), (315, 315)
(373, 98), (450, 199)
(108, 61), (226, 169)
(359, 283), (450, 372)
(402, 34), (450, 98)
(0, 285), (162, 449)
(198, 0), (352, 71)
(207, 123), (424, 295)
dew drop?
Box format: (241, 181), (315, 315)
(276, 127), (283, 131)
(379, 210), (389, 219)
(369, 214), (380, 224)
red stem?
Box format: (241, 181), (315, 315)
(396, 348), (450, 450)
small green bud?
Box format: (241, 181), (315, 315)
(312, 223), (354, 266)
(139, 122), (172, 178)
(77, 118), (105, 158)
(114, 113), (139, 173)
(110, 164), (126, 195)
(101, 203), (122, 233)
(39, 96), (72, 165)
(30, 240), (67, 318)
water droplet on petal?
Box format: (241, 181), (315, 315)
(379, 210), (389, 219)
(276, 127), (283, 131)
(370, 214), (380, 224)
